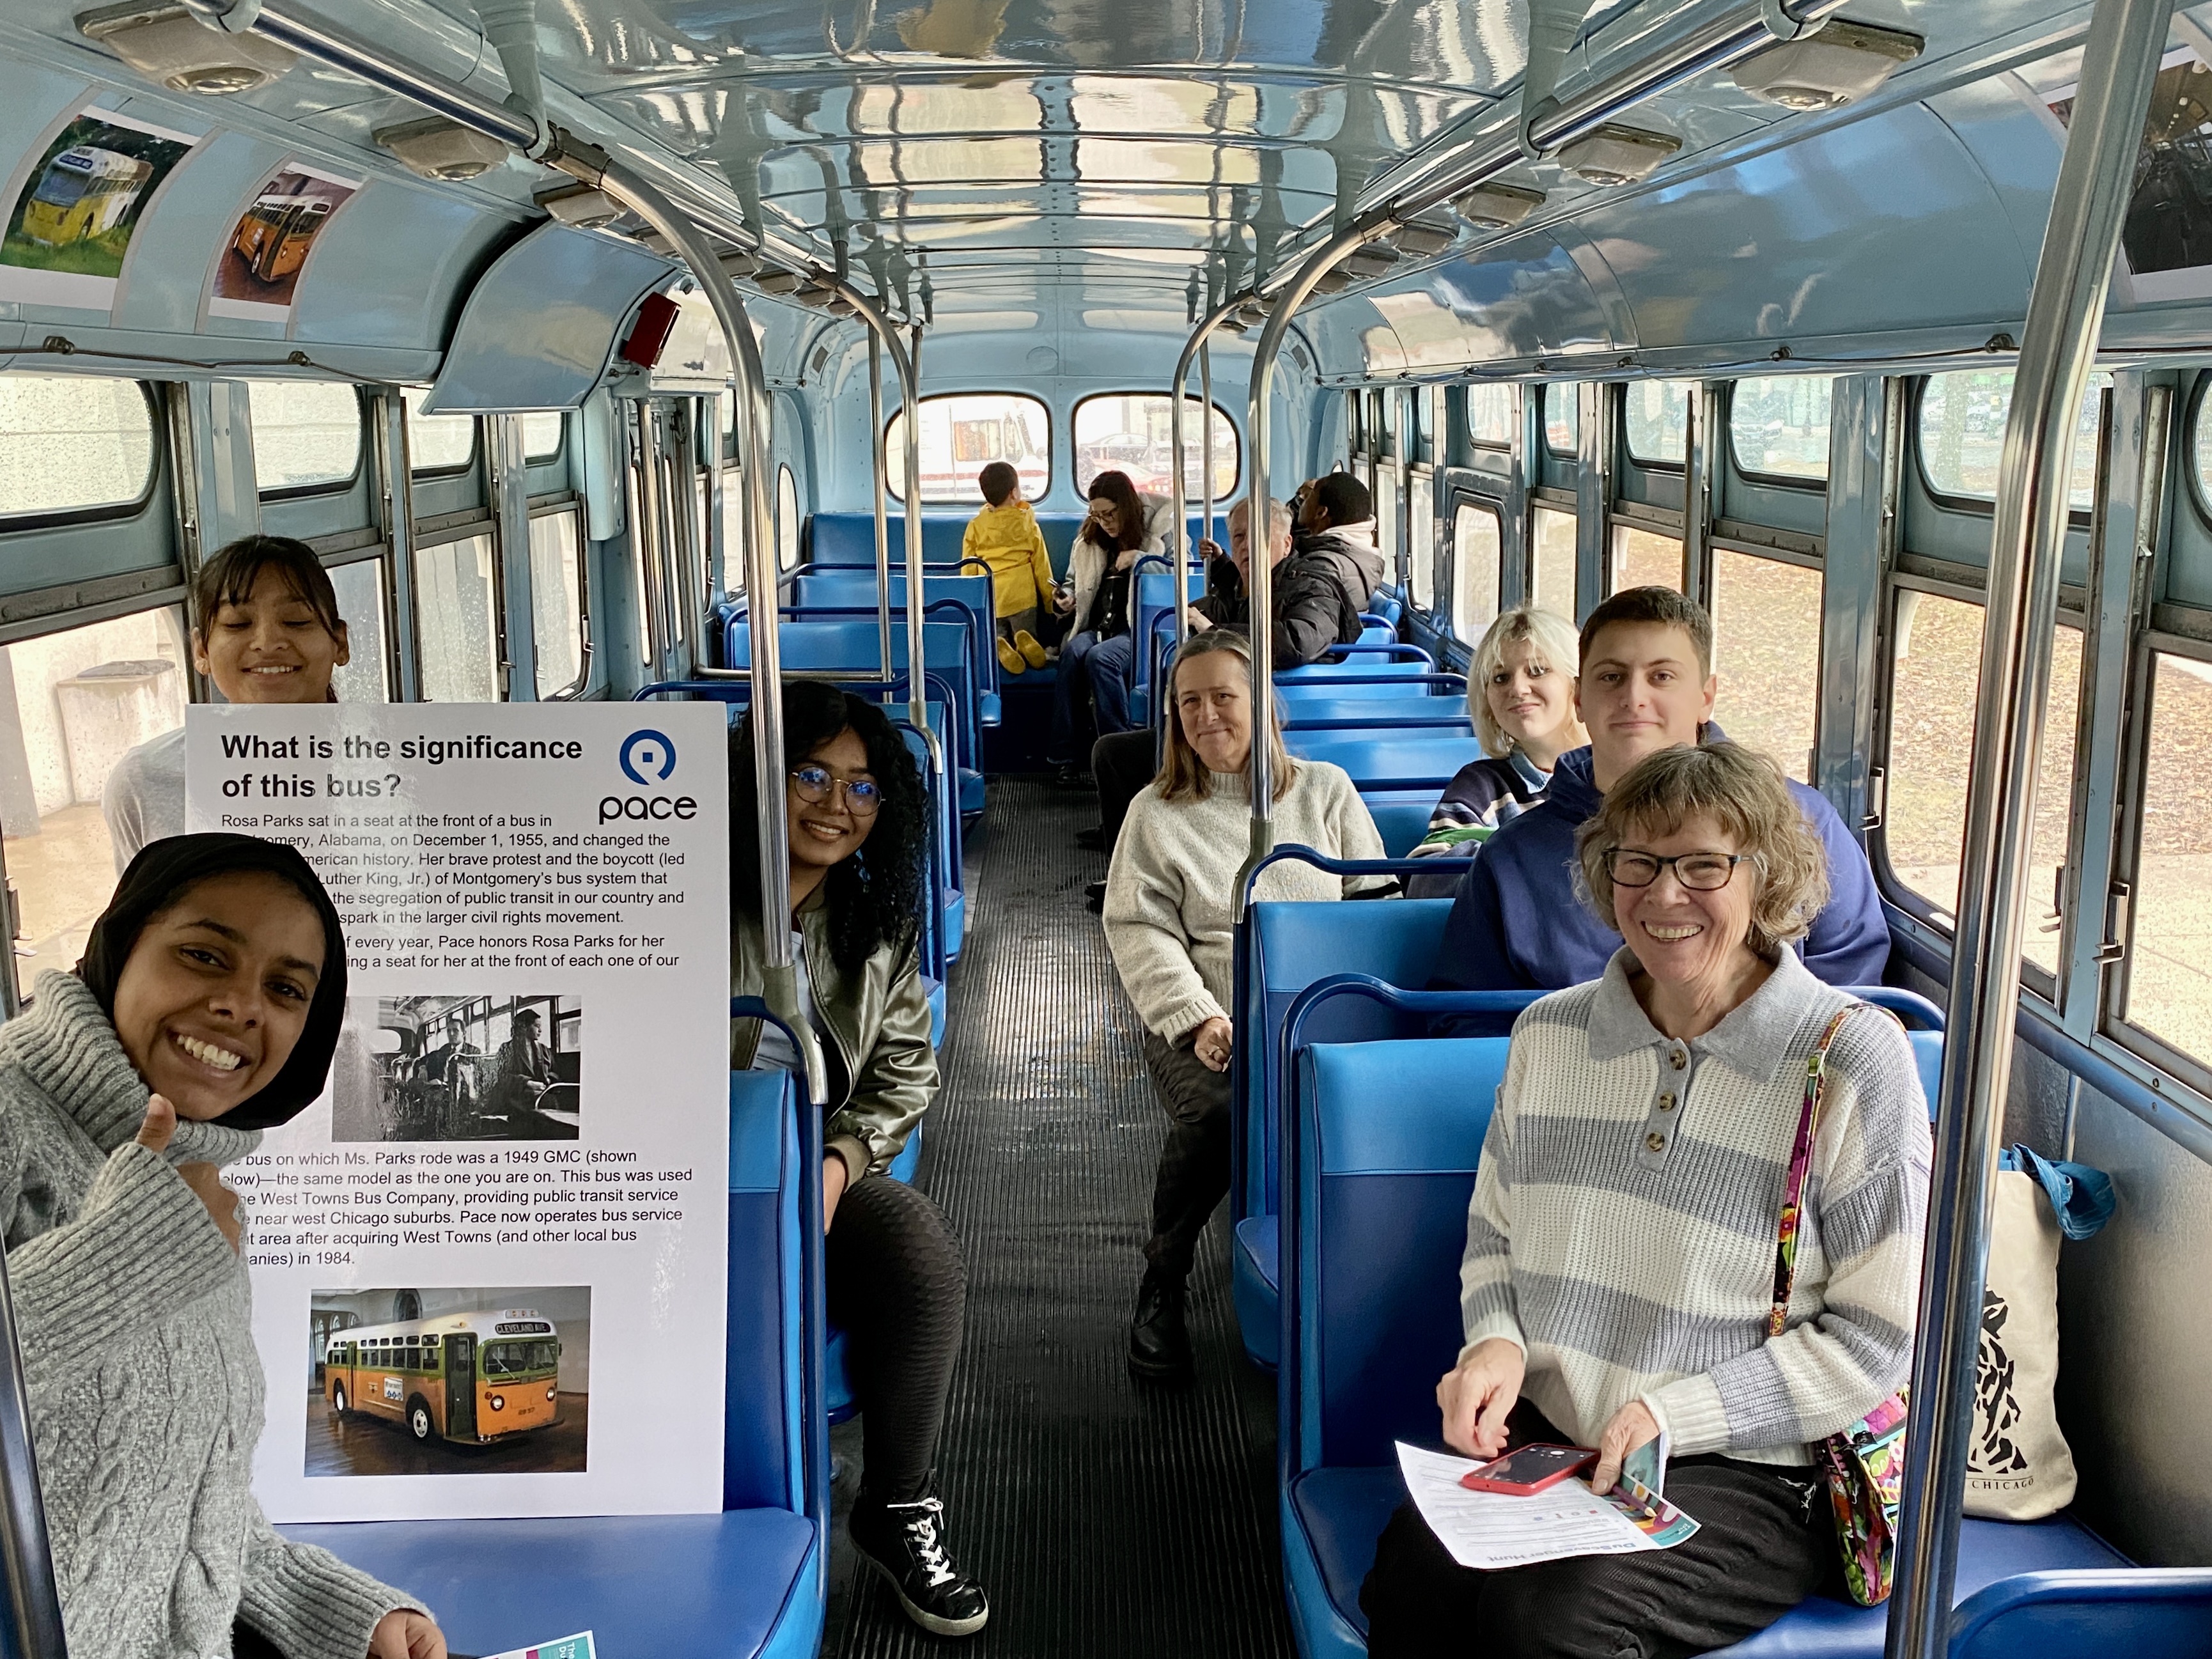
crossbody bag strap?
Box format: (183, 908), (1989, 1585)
(1766, 1002), (1889, 1337)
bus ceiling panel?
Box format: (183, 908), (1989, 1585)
(421, 221), (673, 415)
(292, 182), (511, 353)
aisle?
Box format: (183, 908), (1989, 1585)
(825, 779), (1298, 1658)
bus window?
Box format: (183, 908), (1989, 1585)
(531, 510), (585, 696)
(1451, 502), (1501, 641)
(2119, 653), (2212, 1063)
(1532, 505), (1577, 617)
(1, 606), (189, 1002)
(1467, 384), (1515, 449)
(1711, 551), (1823, 784)
(1374, 467), (1400, 582)
(885, 393), (1050, 503)
(775, 466), (800, 572)
(1072, 394), (1237, 499)
(325, 557), (389, 703)
(1543, 385), (1580, 456)
(1408, 474), (1434, 611)
(1623, 381), (1693, 468)
(1883, 589), (2082, 974)
(414, 535), (499, 701)
(246, 380), (360, 494)
(405, 394), (476, 474)
(1610, 525), (1681, 593)
(0, 375), (155, 519)
(1920, 369), (2105, 508)
(1730, 377), (1835, 483)
(522, 410), (565, 463)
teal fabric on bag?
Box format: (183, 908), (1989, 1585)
(1997, 1145), (2117, 1242)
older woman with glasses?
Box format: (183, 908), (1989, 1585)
(1361, 741), (1931, 1658)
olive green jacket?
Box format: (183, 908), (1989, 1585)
(730, 891), (936, 1185)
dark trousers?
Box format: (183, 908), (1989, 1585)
(1361, 1405), (1832, 1659)
(1141, 1028), (1234, 1279)
(1091, 728), (1158, 853)
(827, 1171), (968, 1503)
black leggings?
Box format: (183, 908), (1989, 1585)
(827, 1172), (968, 1504)
(1140, 1028), (1233, 1279)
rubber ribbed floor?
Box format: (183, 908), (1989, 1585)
(825, 779), (1297, 1659)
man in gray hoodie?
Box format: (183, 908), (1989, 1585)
(1293, 472), (1388, 608)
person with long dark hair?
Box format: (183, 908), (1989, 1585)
(105, 536), (355, 873)
(0, 834), (442, 1658)
(1047, 469), (1172, 781)
(729, 683), (988, 1637)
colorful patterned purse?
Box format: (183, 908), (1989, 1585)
(1772, 1004), (1910, 1607)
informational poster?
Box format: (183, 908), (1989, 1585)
(185, 703), (731, 1522)
(207, 160), (361, 321)
(0, 102), (201, 311)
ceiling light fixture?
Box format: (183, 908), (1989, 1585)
(719, 251), (761, 278)
(1390, 220), (1460, 259)
(1555, 123), (1681, 186)
(373, 115), (512, 181)
(76, 1), (296, 93)
(1732, 19), (1924, 111)
(753, 268), (804, 296)
(1344, 246), (1400, 280)
(1450, 181), (1546, 230)
(537, 183), (620, 230)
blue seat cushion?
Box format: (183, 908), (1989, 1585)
(1286, 1466), (2127, 1653)
(1233, 1215), (1280, 1370)
(281, 1511), (820, 1659)
(960, 766), (986, 816)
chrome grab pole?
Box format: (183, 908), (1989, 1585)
(0, 1245), (64, 1658)
(868, 331), (893, 682)
(1171, 297), (1245, 651)
(1883, 4), (2173, 1657)
(1236, 225), (1376, 910)
(1199, 343), (1214, 628)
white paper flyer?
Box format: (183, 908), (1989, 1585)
(186, 703), (730, 1522)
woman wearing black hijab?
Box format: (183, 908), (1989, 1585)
(0, 834), (444, 1659)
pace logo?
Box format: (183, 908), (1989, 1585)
(619, 728), (678, 786)
(602, 727), (696, 824)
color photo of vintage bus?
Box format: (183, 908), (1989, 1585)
(325, 1307), (563, 1447)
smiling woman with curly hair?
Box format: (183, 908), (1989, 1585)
(728, 683), (989, 1639)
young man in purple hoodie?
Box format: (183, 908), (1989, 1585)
(1430, 586), (1889, 994)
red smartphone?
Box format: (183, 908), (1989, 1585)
(1458, 1444), (1599, 1495)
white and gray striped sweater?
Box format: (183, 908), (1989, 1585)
(1460, 948), (1931, 1465)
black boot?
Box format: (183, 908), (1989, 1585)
(850, 1481), (990, 1637)
(1127, 1266), (1194, 1385)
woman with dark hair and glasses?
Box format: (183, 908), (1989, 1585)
(105, 535), (356, 873)
(1361, 742), (1929, 1658)
(729, 682), (988, 1638)
(0, 834), (442, 1658)
(1047, 468), (1173, 780)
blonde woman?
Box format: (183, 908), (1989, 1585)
(1103, 629), (1388, 1385)
(1406, 606), (1586, 898)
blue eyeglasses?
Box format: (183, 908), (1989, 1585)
(788, 764), (881, 816)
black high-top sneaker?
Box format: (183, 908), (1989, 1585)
(850, 1482), (990, 1637)
(1126, 1265), (1194, 1385)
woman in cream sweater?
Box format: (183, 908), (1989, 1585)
(1103, 628), (1386, 1387)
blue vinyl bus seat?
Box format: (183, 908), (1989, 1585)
(1367, 800), (1439, 859)
(283, 1068), (826, 1659)
(789, 572), (1002, 712)
(1281, 1034), (2124, 1659)
(1274, 672), (1466, 704)
(1285, 733), (1487, 793)
(1125, 563), (1206, 728)
(1275, 658), (1432, 687)
(726, 619), (988, 818)
(1281, 697), (1474, 733)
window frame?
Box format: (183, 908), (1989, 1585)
(1725, 377), (1835, 492)
(1913, 370), (2104, 523)
(404, 397), (480, 480)
(1541, 383), (1580, 459)
(776, 463), (801, 572)
(249, 380), (367, 503)
(2181, 371), (2212, 533)
(1465, 382), (1516, 452)
(0, 377), (164, 533)
(1069, 391), (1242, 500)
(1447, 490), (1505, 644)
(1620, 379), (1693, 474)
(882, 391), (1054, 505)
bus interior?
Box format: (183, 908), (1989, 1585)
(0, 0), (2208, 1656)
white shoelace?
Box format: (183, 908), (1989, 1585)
(891, 1497), (958, 1588)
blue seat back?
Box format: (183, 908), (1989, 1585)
(1295, 1039), (1507, 1470)
(726, 619), (982, 768)
(1275, 657), (1430, 685)
(805, 510), (1227, 576)
(1285, 732), (1486, 791)
(1281, 696), (1473, 732)
(725, 1068), (807, 1513)
(789, 572), (999, 701)
(1369, 800), (1439, 858)
(1240, 901), (1457, 1220)
(1947, 1570), (2212, 1659)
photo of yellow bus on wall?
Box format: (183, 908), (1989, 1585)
(309, 1286), (589, 1476)
(0, 106), (196, 300)
(208, 160), (359, 320)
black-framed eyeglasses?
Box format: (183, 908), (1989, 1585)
(788, 764), (881, 816)
(1603, 849), (1750, 891)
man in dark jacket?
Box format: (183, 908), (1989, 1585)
(1187, 497), (1364, 665)
(1294, 471), (1388, 607)
(1430, 587), (1890, 997)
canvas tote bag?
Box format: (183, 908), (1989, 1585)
(1963, 1146), (2115, 1520)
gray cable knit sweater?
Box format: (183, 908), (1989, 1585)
(0, 972), (417, 1659)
